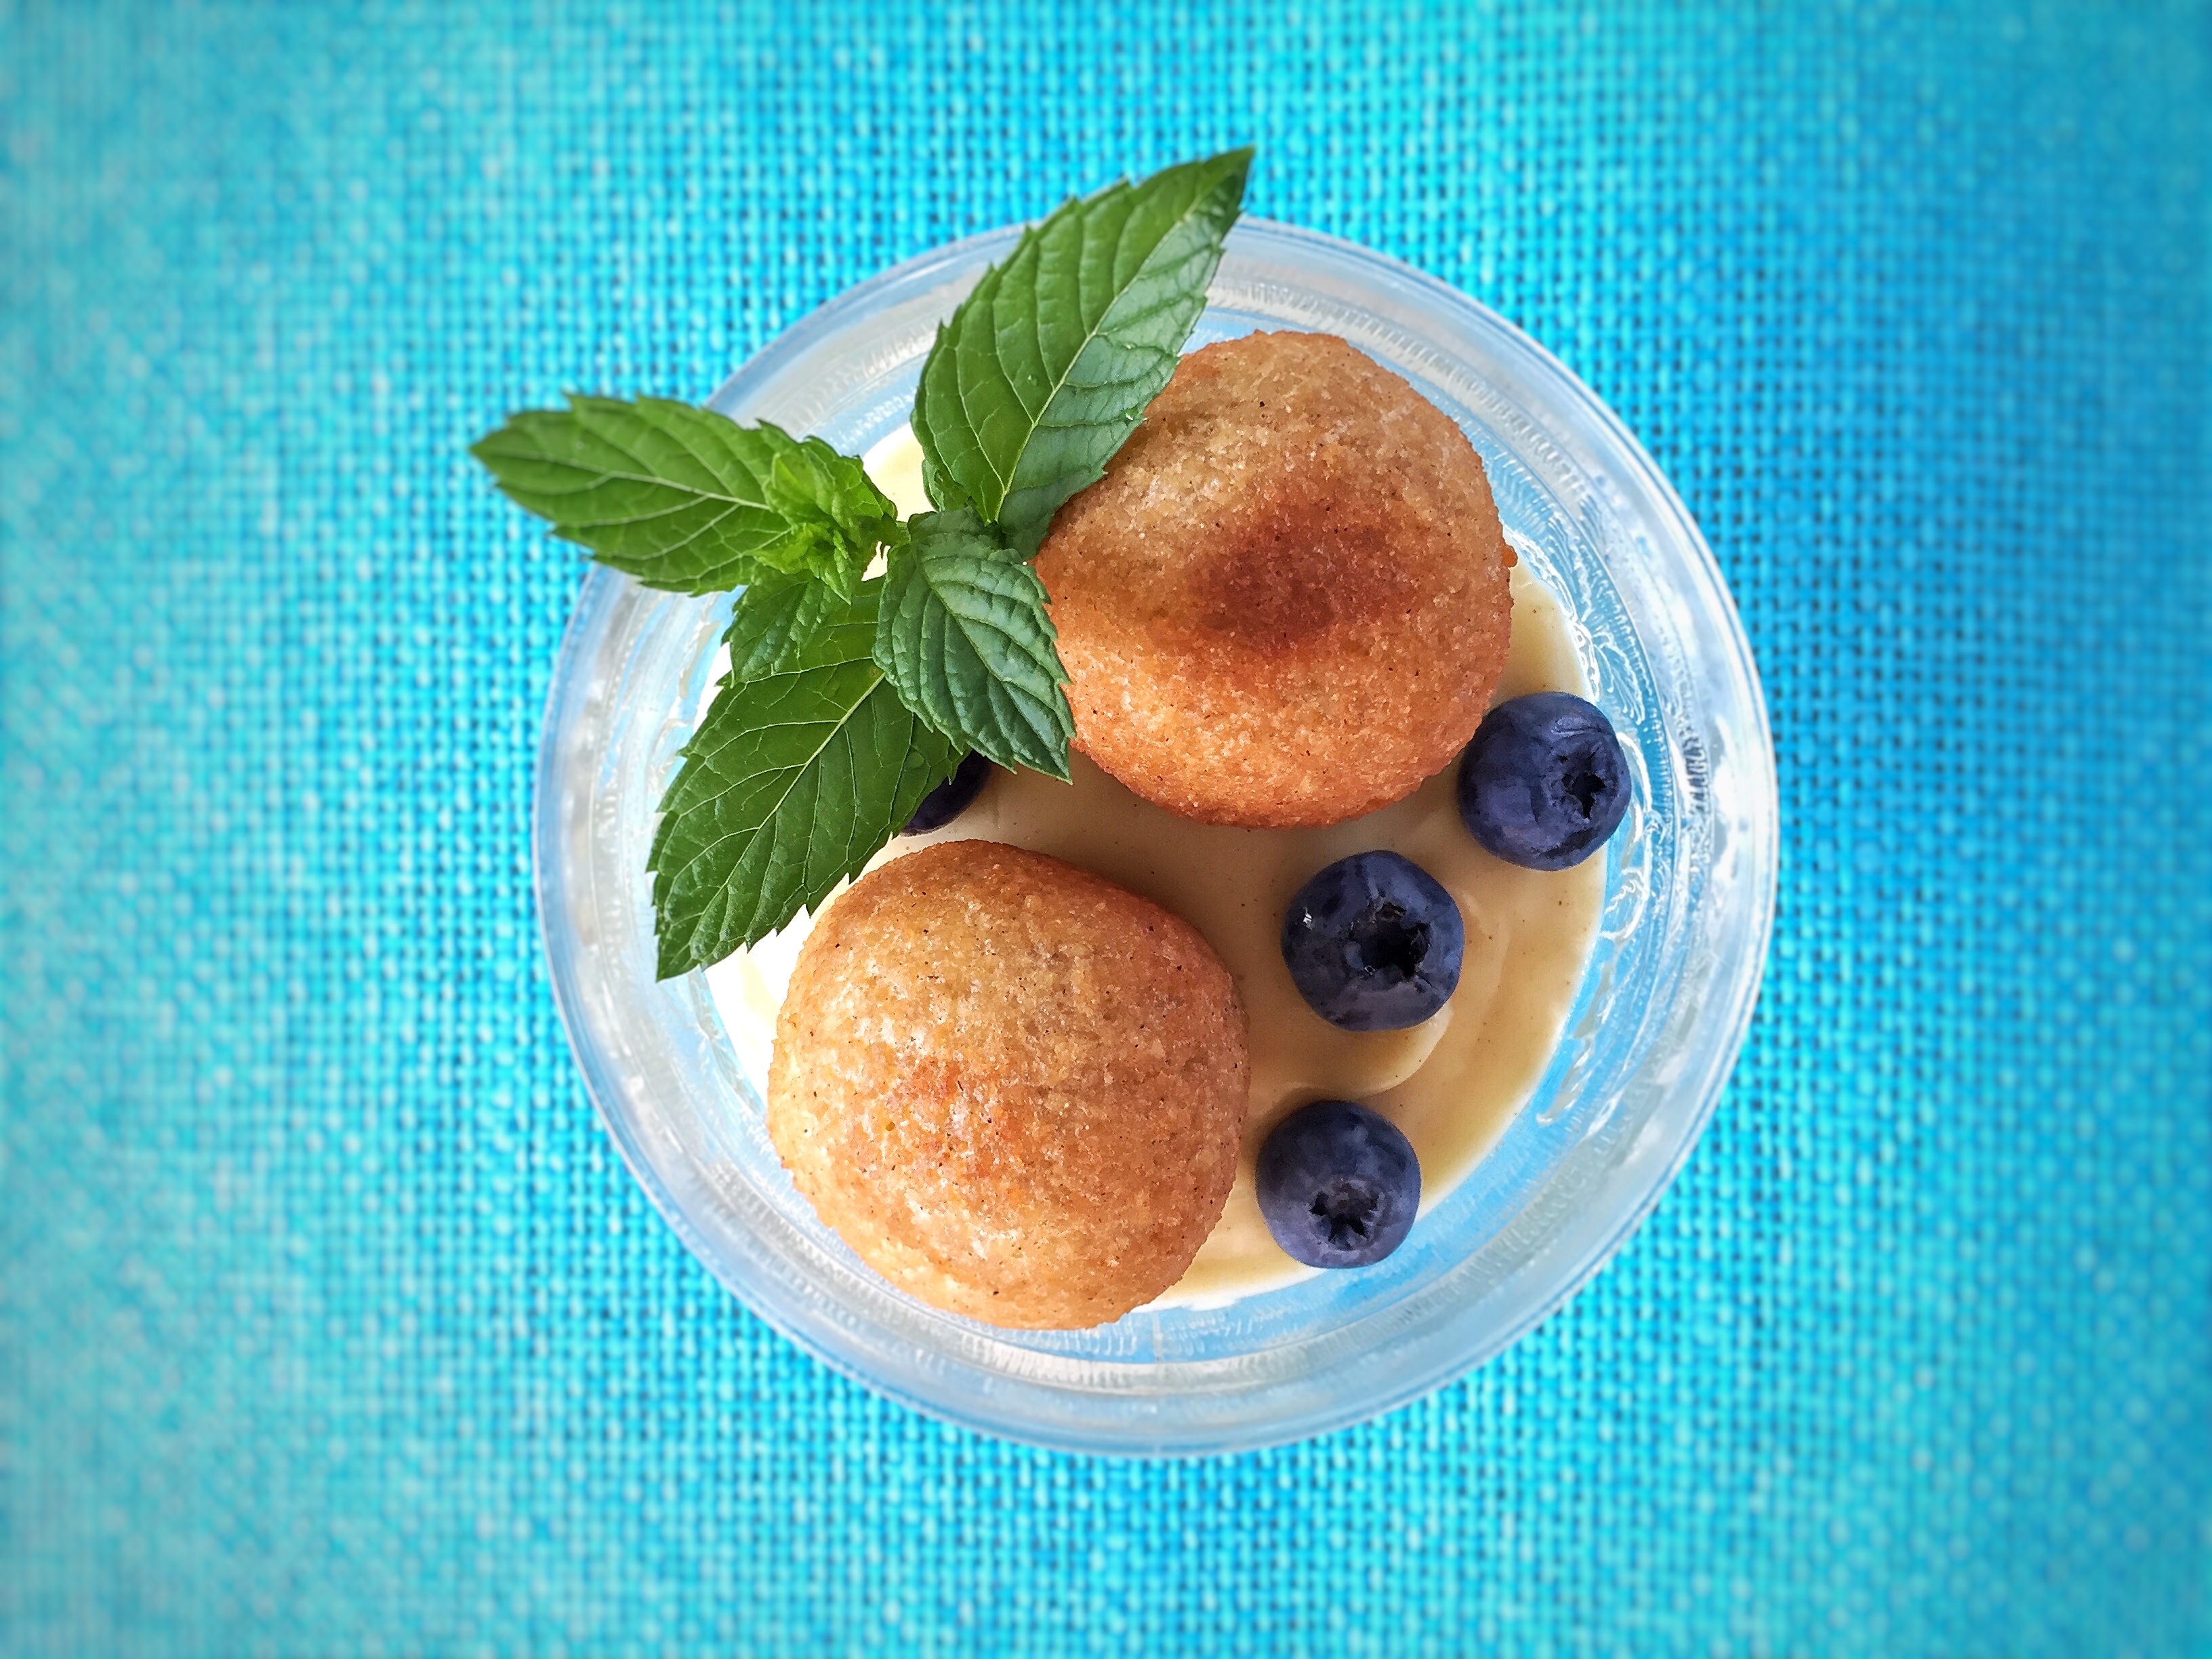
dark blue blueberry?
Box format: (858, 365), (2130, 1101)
(1256, 1099), (1422, 1269)
(1280, 851), (1464, 1031)
(1456, 692), (1630, 871)
(901, 751), (993, 835)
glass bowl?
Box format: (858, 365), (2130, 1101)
(533, 220), (1778, 1456)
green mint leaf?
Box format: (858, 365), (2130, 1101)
(724, 570), (843, 679)
(910, 148), (1252, 554)
(874, 509), (1075, 780)
(649, 583), (960, 977)
(762, 441), (908, 596)
(471, 396), (897, 597)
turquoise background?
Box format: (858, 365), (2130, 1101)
(4, 2), (2208, 1653)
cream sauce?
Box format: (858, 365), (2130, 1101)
(704, 426), (1605, 1307)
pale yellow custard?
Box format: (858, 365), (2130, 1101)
(704, 426), (1606, 1307)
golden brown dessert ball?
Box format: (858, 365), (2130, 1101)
(1036, 330), (1516, 828)
(766, 840), (1249, 1330)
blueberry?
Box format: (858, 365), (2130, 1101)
(901, 751), (993, 835)
(1280, 851), (1464, 1031)
(1456, 693), (1630, 871)
(1256, 1099), (1422, 1269)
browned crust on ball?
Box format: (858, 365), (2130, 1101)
(766, 840), (1249, 1330)
(1035, 331), (1515, 827)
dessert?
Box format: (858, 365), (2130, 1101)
(766, 840), (1248, 1329)
(1036, 331), (1515, 828)
(481, 150), (1634, 1332)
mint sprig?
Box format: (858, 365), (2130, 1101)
(876, 510), (1075, 780)
(647, 586), (961, 977)
(472, 397), (897, 599)
(911, 148), (1252, 555)
(473, 152), (1252, 976)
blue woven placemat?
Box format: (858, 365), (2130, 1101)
(4, 3), (2207, 1653)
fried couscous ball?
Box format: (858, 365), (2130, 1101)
(766, 840), (1248, 1330)
(1036, 330), (1515, 828)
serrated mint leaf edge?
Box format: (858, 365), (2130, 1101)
(994, 152), (1249, 552)
(723, 571), (844, 680)
(910, 148), (1253, 551)
(471, 397), (895, 598)
(994, 167), (1247, 552)
(470, 396), (783, 594)
(645, 605), (961, 976)
(873, 510), (1074, 781)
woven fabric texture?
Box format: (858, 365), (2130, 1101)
(3, 2), (2207, 1654)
